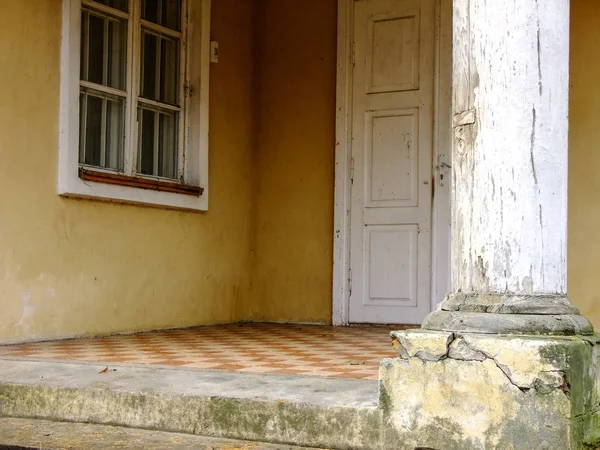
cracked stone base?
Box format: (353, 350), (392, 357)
(380, 330), (600, 450)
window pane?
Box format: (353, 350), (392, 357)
(105, 97), (125, 170)
(141, 32), (179, 105)
(90, 0), (128, 12)
(142, 0), (181, 31)
(87, 14), (105, 85)
(83, 94), (103, 166)
(141, 32), (158, 100)
(107, 19), (127, 89)
(159, 37), (179, 105)
(138, 108), (178, 179)
(80, 11), (87, 80)
(139, 108), (156, 176)
(80, 91), (125, 170)
(161, 0), (181, 31)
(158, 112), (178, 179)
(142, 0), (159, 24)
(79, 93), (87, 163)
(81, 10), (127, 90)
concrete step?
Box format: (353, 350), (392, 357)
(0, 417), (321, 449)
(0, 359), (384, 450)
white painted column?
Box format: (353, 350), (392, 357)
(423, 0), (593, 334)
(453, 0), (569, 295)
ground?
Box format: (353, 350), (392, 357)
(0, 418), (321, 449)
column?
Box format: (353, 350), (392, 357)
(423, 0), (593, 335)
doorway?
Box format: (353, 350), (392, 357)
(333, 0), (452, 325)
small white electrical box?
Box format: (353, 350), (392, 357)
(210, 41), (219, 63)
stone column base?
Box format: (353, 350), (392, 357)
(379, 330), (600, 450)
(421, 293), (595, 336)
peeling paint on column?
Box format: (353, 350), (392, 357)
(451, 0), (569, 295)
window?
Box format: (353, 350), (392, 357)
(59, 0), (210, 211)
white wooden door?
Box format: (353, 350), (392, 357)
(348, 0), (435, 324)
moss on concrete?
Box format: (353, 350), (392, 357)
(380, 331), (600, 450)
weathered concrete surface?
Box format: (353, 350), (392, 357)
(0, 418), (321, 449)
(381, 330), (600, 450)
(422, 310), (594, 336)
(0, 359), (381, 450)
(438, 293), (581, 315)
(391, 330), (453, 361)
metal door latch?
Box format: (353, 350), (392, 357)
(437, 154), (452, 186)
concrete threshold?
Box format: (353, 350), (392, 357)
(0, 359), (383, 450)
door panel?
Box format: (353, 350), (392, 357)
(367, 12), (420, 92)
(366, 108), (419, 207)
(365, 224), (418, 306)
(349, 0), (435, 324)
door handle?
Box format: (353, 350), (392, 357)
(437, 154), (451, 187)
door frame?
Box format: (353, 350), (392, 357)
(332, 0), (452, 325)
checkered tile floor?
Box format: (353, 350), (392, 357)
(0, 324), (405, 380)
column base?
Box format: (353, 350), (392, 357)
(380, 330), (600, 450)
(422, 293), (595, 336)
(422, 311), (594, 336)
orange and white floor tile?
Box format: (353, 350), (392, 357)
(0, 323), (407, 380)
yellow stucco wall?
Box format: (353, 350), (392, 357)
(568, 0), (600, 330)
(251, 0), (338, 324)
(0, 0), (257, 343)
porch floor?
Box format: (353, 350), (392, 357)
(0, 323), (403, 380)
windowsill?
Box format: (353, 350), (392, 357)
(58, 163), (208, 212)
(79, 167), (204, 196)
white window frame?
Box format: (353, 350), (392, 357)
(59, 0), (210, 211)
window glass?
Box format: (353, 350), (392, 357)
(142, 0), (181, 31)
(141, 31), (179, 105)
(139, 108), (178, 179)
(139, 108), (156, 176)
(82, 93), (103, 166)
(158, 112), (178, 178)
(141, 32), (158, 99)
(80, 91), (125, 170)
(80, 9), (127, 90)
(90, 0), (129, 12)
(159, 37), (179, 105)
